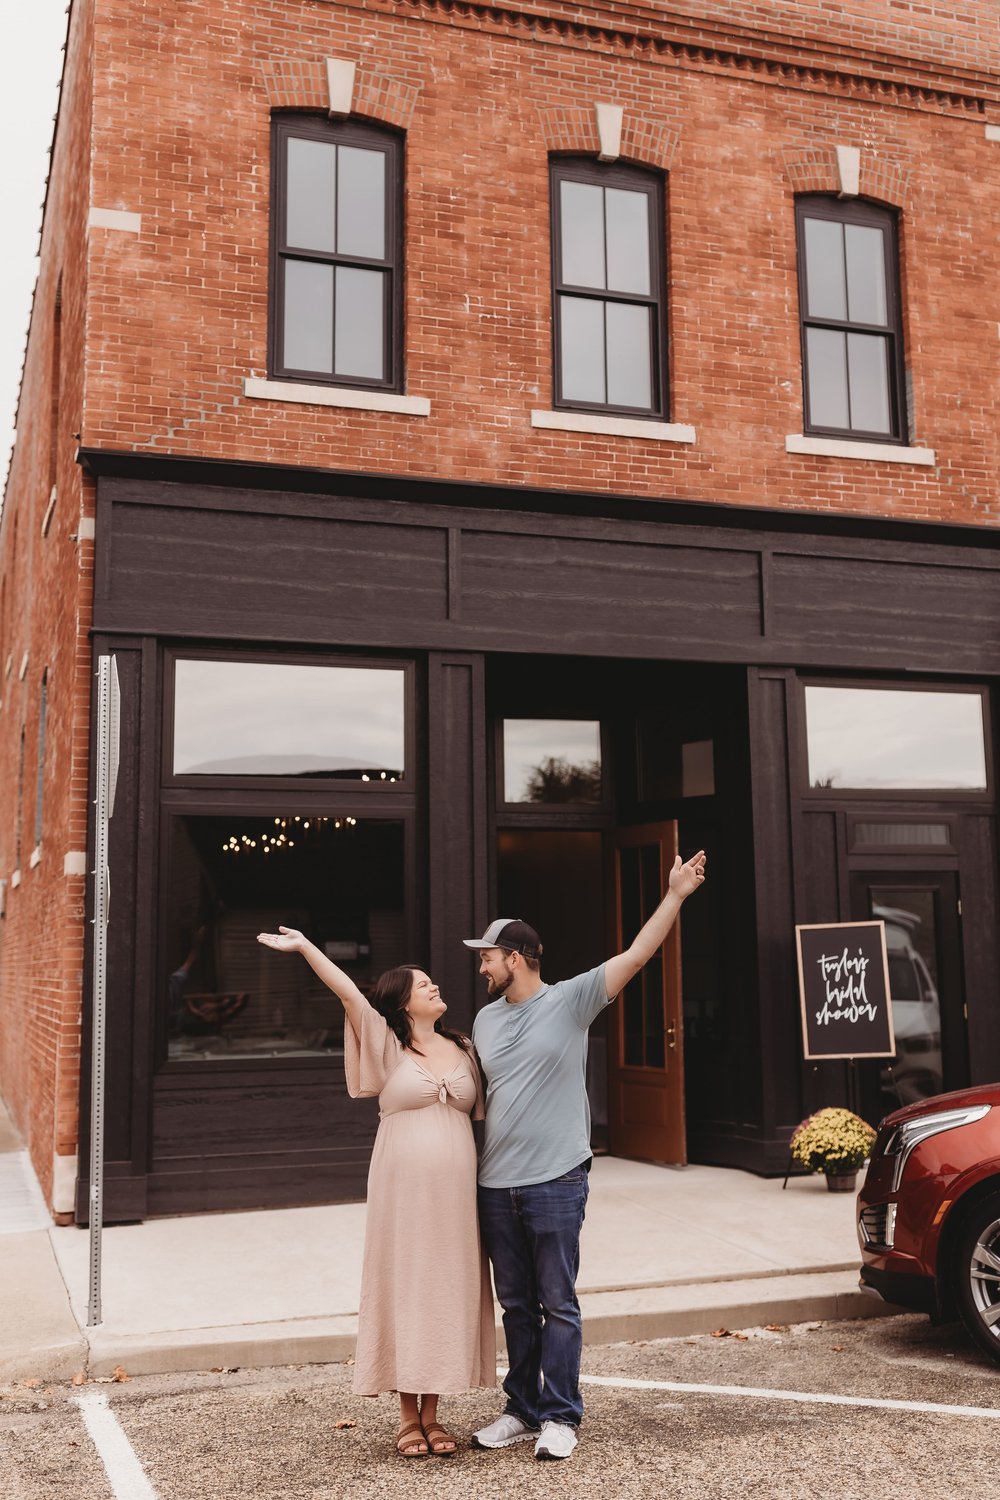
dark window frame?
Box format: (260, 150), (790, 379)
(796, 675), (993, 804)
(268, 114), (404, 392)
(795, 195), (907, 444)
(154, 801), (418, 1073)
(494, 715), (614, 827)
(549, 156), (667, 420)
(163, 647), (416, 793)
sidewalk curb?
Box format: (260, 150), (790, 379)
(577, 1271), (908, 1346)
(8, 1270), (908, 1384)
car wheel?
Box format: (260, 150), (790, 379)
(954, 1190), (1000, 1365)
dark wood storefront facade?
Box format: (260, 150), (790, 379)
(78, 450), (1000, 1222)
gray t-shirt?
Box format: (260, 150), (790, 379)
(472, 964), (609, 1188)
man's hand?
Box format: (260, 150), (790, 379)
(605, 850), (707, 999)
(669, 850), (707, 902)
(256, 925), (305, 953)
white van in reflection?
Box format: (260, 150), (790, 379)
(875, 903), (944, 1106)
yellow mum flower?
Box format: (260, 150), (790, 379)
(790, 1108), (876, 1175)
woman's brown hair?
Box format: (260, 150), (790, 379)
(369, 965), (473, 1058)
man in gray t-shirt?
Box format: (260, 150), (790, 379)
(465, 849), (707, 1462)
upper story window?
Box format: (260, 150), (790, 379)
(550, 158), (666, 418)
(795, 196), (906, 443)
(269, 116), (402, 390)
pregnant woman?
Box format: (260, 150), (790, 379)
(256, 927), (495, 1457)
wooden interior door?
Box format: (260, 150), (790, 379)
(605, 822), (686, 1164)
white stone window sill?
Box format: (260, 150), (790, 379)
(10, 869), (21, 889)
(532, 409), (696, 443)
(244, 377), (430, 416)
(29, 847), (41, 870)
(785, 434), (935, 466)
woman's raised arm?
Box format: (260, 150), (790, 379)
(256, 926), (369, 1035)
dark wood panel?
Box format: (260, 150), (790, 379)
(74, 1163), (149, 1225)
(461, 532), (761, 648)
(427, 655), (487, 1036)
(747, 670), (803, 1145)
(151, 1075), (378, 1160)
(92, 476), (1000, 672)
(147, 1158), (371, 1215)
(685, 1126), (787, 1175)
(107, 501), (448, 633)
(796, 809), (853, 1117)
(959, 813), (1000, 1083)
(771, 554), (1000, 669)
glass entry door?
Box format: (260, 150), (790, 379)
(850, 871), (967, 1121)
(605, 822), (686, 1164)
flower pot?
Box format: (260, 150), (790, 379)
(825, 1171), (857, 1193)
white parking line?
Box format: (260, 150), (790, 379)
(74, 1392), (159, 1500)
(578, 1372), (1000, 1421)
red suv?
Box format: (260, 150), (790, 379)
(858, 1083), (1000, 1362)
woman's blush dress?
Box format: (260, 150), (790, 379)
(346, 1005), (496, 1395)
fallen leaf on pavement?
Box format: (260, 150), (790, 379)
(334, 1419), (356, 1430)
(831, 1345), (844, 1353)
(71, 1374), (87, 1387)
(765, 1325), (789, 1333)
(111, 1366), (130, 1383)
(711, 1329), (730, 1338)
(733, 1333), (749, 1341)
(22, 1379), (40, 1389)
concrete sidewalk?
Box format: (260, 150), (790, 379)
(0, 1101), (891, 1384)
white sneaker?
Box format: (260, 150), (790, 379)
(534, 1421), (578, 1460)
(472, 1413), (540, 1448)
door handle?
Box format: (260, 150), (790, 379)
(666, 1022), (677, 1052)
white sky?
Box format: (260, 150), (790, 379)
(0, 7), (69, 498)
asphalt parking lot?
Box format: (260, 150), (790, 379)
(4, 1314), (1000, 1500)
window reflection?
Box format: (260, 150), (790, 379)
(805, 686), (987, 791)
(163, 815), (406, 1060)
(873, 890), (943, 1107)
(173, 660), (405, 779)
(502, 719), (602, 804)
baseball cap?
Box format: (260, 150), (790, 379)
(463, 918), (542, 959)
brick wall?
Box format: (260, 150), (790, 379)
(76, 0), (1000, 524)
(0, 0), (94, 1212)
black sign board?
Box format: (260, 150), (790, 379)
(795, 920), (896, 1061)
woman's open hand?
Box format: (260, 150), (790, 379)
(256, 925), (306, 953)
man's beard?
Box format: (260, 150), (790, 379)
(486, 969), (514, 998)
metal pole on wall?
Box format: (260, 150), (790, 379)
(88, 655), (120, 1328)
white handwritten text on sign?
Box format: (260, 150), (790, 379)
(814, 947), (876, 1026)
(796, 921), (895, 1060)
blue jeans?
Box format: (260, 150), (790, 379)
(478, 1166), (590, 1428)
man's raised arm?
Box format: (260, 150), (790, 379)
(603, 850), (707, 1000)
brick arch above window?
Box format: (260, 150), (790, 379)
(537, 105), (680, 173)
(260, 58), (423, 131)
(781, 146), (912, 211)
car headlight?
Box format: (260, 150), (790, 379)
(883, 1105), (990, 1193)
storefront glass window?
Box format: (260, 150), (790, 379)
(805, 686), (987, 791)
(502, 719), (602, 804)
(173, 660), (405, 780)
(163, 815), (405, 1060)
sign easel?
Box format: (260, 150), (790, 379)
(782, 920), (896, 1187)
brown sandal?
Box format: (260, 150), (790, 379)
(422, 1421), (457, 1456)
(397, 1421), (429, 1457)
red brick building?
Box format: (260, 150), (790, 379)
(2, 0), (999, 1220)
